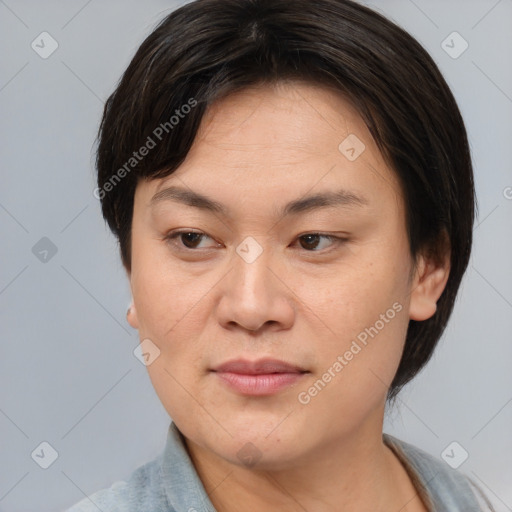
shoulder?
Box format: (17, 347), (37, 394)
(64, 454), (171, 512)
(384, 434), (493, 511)
(65, 421), (216, 512)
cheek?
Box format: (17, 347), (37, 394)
(301, 298), (409, 422)
(301, 245), (412, 392)
(130, 237), (208, 336)
(130, 252), (211, 423)
(304, 257), (407, 338)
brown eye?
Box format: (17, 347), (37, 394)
(179, 232), (204, 249)
(164, 230), (217, 250)
(299, 234), (322, 250)
(297, 234), (343, 251)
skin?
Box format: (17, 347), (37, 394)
(126, 82), (450, 511)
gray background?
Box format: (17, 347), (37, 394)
(1, 1), (511, 510)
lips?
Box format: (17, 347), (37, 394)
(211, 358), (308, 396)
(213, 358), (306, 375)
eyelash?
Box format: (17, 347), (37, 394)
(163, 230), (348, 253)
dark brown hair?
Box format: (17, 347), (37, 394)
(95, 0), (476, 400)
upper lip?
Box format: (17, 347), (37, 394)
(212, 358), (307, 375)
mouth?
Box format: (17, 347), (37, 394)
(211, 358), (309, 396)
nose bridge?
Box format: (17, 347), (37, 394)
(215, 236), (294, 331)
(232, 237), (275, 303)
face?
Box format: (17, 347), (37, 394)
(127, 82), (443, 470)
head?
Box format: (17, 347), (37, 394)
(95, 0), (475, 468)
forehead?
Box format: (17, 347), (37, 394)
(196, 81), (371, 156)
(139, 82), (403, 216)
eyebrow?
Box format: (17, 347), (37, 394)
(149, 185), (369, 217)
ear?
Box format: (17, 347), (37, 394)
(408, 237), (451, 322)
(126, 302), (139, 329)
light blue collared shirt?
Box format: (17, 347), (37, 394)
(66, 422), (490, 511)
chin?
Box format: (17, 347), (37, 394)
(223, 435), (308, 471)
(200, 416), (310, 470)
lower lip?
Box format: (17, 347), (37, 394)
(214, 372), (306, 396)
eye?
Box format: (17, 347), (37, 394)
(164, 230), (219, 250)
(164, 230), (347, 253)
(295, 233), (346, 251)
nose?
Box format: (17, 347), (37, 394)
(215, 243), (295, 333)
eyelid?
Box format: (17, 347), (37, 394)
(164, 229), (349, 253)
(164, 229), (219, 250)
(292, 233), (349, 252)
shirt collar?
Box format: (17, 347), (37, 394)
(161, 422), (458, 512)
(161, 421), (218, 512)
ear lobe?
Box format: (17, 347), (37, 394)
(126, 303), (139, 329)
(408, 254), (451, 322)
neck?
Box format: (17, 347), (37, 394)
(183, 411), (426, 512)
